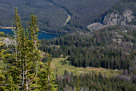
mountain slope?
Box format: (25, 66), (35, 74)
(87, 0), (136, 31)
(101, 0), (136, 24)
(40, 25), (136, 70)
(0, 0), (119, 34)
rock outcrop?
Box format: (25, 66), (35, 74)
(0, 37), (13, 46)
(87, 10), (135, 31)
(103, 10), (134, 25)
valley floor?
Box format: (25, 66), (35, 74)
(51, 57), (121, 77)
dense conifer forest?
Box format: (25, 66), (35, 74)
(40, 25), (136, 70)
(39, 25), (136, 90)
(0, 0), (119, 34)
(0, 0), (136, 90)
(56, 71), (136, 91)
(0, 9), (57, 91)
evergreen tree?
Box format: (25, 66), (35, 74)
(0, 8), (58, 91)
(38, 53), (57, 91)
(14, 9), (41, 90)
(76, 77), (80, 91)
(29, 14), (41, 88)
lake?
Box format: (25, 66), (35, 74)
(0, 28), (58, 40)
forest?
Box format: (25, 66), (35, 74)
(40, 25), (136, 70)
(0, 9), (57, 91)
(0, 0), (136, 90)
(56, 71), (136, 91)
(0, 0), (119, 34)
(39, 25), (136, 90)
(1, 0), (136, 34)
(100, 0), (136, 24)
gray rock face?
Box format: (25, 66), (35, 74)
(87, 23), (105, 31)
(0, 37), (13, 46)
(103, 10), (135, 25)
(87, 10), (135, 31)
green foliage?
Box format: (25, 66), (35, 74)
(76, 77), (80, 91)
(38, 54), (57, 91)
(0, 0), (119, 34)
(41, 25), (136, 70)
(0, 8), (57, 91)
(56, 72), (136, 91)
(50, 58), (121, 77)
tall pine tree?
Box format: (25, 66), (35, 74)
(0, 8), (57, 91)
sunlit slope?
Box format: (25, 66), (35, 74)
(51, 57), (121, 77)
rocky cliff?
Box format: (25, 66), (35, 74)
(103, 10), (135, 25)
(87, 10), (136, 31)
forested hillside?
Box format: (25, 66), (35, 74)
(40, 25), (136, 90)
(101, 0), (136, 24)
(0, 0), (119, 34)
(40, 25), (136, 70)
(57, 72), (136, 90)
(1, 0), (136, 90)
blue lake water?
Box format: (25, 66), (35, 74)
(0, 28), (58, 40)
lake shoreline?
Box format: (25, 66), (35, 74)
(40, 31), (60, 36)
(0, 26), (14, 29)
(0, 28), (58, 40)
(0, 26), (60, 36)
